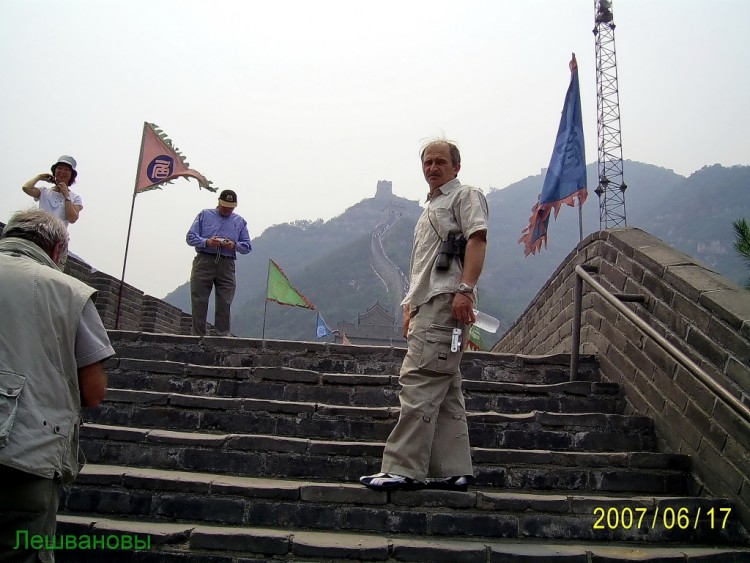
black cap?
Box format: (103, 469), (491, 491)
(218, 189), (237, 208)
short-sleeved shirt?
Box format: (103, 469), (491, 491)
(402, 178), (489, 309)
(36, 187), (83, 226)
(76, 299), (115, 368)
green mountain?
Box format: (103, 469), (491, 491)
(165, 161), (750, 341)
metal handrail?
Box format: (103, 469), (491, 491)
(572, 264), (750, 425)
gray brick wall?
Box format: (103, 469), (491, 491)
(493, 227), (750, 528)
(0, 220), (195, 335)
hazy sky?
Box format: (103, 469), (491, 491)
(2, 0), (748, 298)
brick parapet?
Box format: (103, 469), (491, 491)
(493, 226), (750, 528)
(0, 220), (194, 335)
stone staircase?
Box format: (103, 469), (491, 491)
(55, 331), (750, 562)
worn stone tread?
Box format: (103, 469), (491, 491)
(106, 334), (601, 385)
(54, 514), (750, 562)
(61, 333), (748, 559)
(106, 367), (607, 398)
(87, 400), (645, 430)
(68, 463), (722, 511)
(84, 403), (655, 452)
(62, 465), (746, 545)
(97, 388), (622, 420)
(81, 420), (659, 456)
(104, 380), (620, 398)
(79, 423), (686, 469)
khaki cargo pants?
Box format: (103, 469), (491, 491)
(381, 293), (473, 481)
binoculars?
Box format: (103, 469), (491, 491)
(435, 232), (467, 271)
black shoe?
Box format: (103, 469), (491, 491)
(359, 472), (425, 491)
(425, 475), (473, 492)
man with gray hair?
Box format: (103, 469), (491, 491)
(360, 139), (489, 492)
(0, 209), (114, 563)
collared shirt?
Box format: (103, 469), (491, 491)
(186, 208), (252, 259)
(401, 178), (489, 308)
(36, 187), (83, 226)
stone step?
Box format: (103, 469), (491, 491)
(58, 464), (748, 546)
(54, 514), (750, 563)
(84, 398), (655, 450)
(75, 332), (749, 558)
(469, 411), (656, 452)
(105, 365), (622, 412)
(106, 331), (601, 384)
(92, 383), (625, 420)
(472, 448), (690, 493)
(79, 424), (687, 494)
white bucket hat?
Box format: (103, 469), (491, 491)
(51, 155), (78, 183)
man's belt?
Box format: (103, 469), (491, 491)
(198, 251), (235, 260)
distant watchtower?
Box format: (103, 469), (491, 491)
(375, 180), (393, 199)
(594, 0), (627, 229)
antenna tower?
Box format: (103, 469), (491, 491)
(593, 0), (627, 229)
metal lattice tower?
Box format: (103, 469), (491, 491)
(593, 0), (627, 229)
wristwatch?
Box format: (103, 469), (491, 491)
(457, 282), (474, 294)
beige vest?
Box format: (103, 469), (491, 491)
(0, 238), (94, 482)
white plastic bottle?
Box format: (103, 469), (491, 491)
(472, 309), (500, 333)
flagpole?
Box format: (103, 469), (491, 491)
(262, 259), (270, 340)
(575, 51), (584, 245)
(115, 122), (148, 329)
(578, 202), (583, 243)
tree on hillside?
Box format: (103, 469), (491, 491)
(732, 218), (750, 290)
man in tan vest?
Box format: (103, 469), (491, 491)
(0, 209), (114, 563)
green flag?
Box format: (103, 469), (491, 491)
(467, 323), (485, 351)
(266, 259), (315, 309)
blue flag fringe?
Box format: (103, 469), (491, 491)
(519, 55), (588, 256)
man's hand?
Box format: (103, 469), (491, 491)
(402, 305), (411, 338)
(221, 239), (236, 250)
(451, 293), (476, 325)
(206, 236), (221, 248)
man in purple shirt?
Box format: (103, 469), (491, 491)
(186, 189), (252, 336)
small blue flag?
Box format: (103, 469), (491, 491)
(316, 312), (333, 338)
(520, 54), (588, 256)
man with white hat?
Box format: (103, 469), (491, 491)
(186, 189), (252, 336)
(21, 155), (83, 226)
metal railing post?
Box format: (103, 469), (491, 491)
(571, 273), (583, 381)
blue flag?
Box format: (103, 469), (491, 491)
(520, 54), (588, 256)
(316, 312), (333, 339)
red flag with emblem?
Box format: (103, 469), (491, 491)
(135, 122), (216, 193)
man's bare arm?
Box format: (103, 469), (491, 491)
(452, 230), (487, 324)
(78, 362), (107, 407)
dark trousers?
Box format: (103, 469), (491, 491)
(0, 465), (60, 563)
(190, 252), (236, 336)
